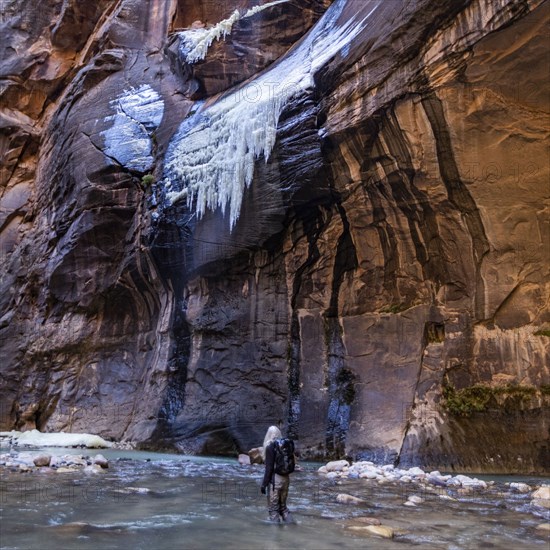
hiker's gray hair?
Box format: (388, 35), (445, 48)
(262, 425), (282, 460)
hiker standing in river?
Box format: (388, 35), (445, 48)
(260, 425), (295, 523)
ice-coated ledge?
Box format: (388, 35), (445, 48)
(101, 84), (164, 173)
(0, 429), (113, 448)
(179, 0), (290, 64)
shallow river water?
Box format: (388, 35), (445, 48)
(1, 448), (548, 549)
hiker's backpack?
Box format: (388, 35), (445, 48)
(273, 438), (295, 475)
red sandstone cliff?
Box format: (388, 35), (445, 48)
(0, 0), (548, 472)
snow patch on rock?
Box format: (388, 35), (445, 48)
(101, 84), (164, 172)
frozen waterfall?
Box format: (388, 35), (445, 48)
(164, 0), (379, 229)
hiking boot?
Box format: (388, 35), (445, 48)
(281, 511), (294, 523)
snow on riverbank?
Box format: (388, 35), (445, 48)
(0, 429), (112, 448)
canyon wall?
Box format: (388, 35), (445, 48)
(0, 0), (548, 472)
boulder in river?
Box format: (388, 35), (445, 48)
(33, 453), (52, 467)
(347, 525), (394, 539)
(248, 447), (263, 464)
(510, 482), (531, 493)
(92, 454), (109, 468)
(238, 454), (251, 466)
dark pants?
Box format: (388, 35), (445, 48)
(267, 473), (290, 522)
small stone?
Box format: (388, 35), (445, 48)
(510, 482), (531, 493)
(83, 464), (103, 474)
(532, 486), (550, 500)
(33, 453), (51, 467)
(128, 487), (150, 494)
(408, 495), (424, 504)
(535, 523), (550, 532)
(336, 493), (366, 505)
(363, 525), (394, 539)
(238, 454), (251, 466)
(403, 501), (416, 507)
(326, 472), (340, 480)
(446, 478), (461, 487)
(248, 447), (263, 464)
(532, 499), (550, 509)
(66, 457), (87, 467)
(359, 471), (378, 479)
(92, 454), (109, 469)
(427, 475), (448, 487)
(317, 465), (328, 474)
(56, 467), (76, 473)
(326, 460), (350, 472)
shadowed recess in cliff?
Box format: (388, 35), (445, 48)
(163, 0), (382, 229)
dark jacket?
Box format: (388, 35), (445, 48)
(262, 441), (276, 488)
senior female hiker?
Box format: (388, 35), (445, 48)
(260, 425), (295, 523)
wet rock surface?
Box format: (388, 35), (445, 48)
(0, 0), (548, 473)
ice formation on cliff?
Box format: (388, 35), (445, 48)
(165, 0), (378, 229)
(101, 84), (164, 172)
(179, 0), (290, 64)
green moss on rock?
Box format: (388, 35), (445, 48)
(141, 174), (155, 186)
(442, 382), (544, 417)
